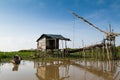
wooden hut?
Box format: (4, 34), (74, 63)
(36, 34), (70, 51)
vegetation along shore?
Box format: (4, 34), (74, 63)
(0, 46), (120, 62)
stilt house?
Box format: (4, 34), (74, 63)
(36, 34), (70, 51)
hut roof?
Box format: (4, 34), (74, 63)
(36, 34), (70, 42)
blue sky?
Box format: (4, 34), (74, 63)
(0, 0), (120, 51)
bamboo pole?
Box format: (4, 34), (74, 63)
(105, 43), (110, 61)
(65, 41), (67, 57)
(62, 40), (64, 58)
(82, 40), (86, 59)
(102, 39), (106, 60)
(91, 48), (94, 59)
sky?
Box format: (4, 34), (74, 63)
(0, 0), (120, 51)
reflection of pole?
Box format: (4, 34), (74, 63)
(114, 70), (120, 80)
(84, 59), (87, 80)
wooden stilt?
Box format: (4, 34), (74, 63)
(105, 43), (110, 61)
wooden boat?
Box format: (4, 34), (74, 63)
(11, 60), (21, 64)
(11, 55), (21, 64)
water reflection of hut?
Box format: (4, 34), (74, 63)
(35, 60), (70, 80)
(36, 34), (70, 51)
(36, 65), (59, 80)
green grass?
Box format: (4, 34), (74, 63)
(0, 47), (120, 62)
(0, 51), (35, 61)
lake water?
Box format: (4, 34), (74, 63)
(0, 59), (120, 80)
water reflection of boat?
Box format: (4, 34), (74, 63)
(12, 64), (19, 71)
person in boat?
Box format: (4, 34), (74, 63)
(13, 55), (21, 64)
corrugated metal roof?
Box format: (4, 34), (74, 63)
(45, 34), (65, 39)
(36, 34), (70, 42)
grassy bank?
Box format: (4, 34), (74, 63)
(69, 46), (120, 59)
(0, 46), (120, 61)
(0, 51), (35, 61)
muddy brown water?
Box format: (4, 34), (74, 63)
(0, 59), (120, 80)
